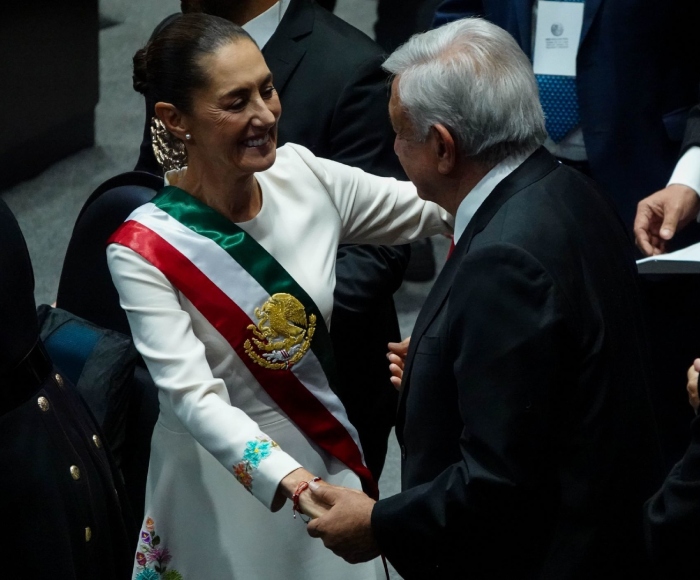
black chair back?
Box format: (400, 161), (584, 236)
(57, 171), (163, 335)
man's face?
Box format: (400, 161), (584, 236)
(389, 77), (439, 203)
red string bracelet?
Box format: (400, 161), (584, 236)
(292, 476), (322, 522)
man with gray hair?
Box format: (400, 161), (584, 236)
(306, 18), (662, 579)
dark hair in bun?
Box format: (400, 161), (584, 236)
(132, 13), (254, 113)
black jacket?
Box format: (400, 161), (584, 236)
(372, 148), (663, 578)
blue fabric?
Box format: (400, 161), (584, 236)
(43, 321), (101, 386)
(536, 73), (580, 142)
(535, 0), (584, 143)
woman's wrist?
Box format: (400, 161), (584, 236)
(292, 477), (322, 521)
(273, 468), (329, 520)
(271, 467), (315, 512)
(279, 467), (316, 499)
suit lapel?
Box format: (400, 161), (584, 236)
(396, 147), (559, 434)
(261, 0), (313, 94)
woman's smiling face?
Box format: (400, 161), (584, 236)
(184, 38), (281, 177)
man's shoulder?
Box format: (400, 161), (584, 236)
(466, 163), (626, 269)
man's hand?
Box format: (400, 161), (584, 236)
(387, 336), (410, 390)
(306, 482), (380, 563)
(634, 184), (700, 256)
(688, 359), (700, 413)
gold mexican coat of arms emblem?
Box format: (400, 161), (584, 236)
(244, 293), (316, 370)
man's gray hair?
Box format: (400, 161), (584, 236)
(383, 18), (547, 165)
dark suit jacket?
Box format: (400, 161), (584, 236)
(135, 0), (408, 479)
(432, 0), (700, 227)
(645, 414), (700, 579)
(371, 148), (663, 579)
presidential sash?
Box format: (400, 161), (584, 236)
(108, 186), (378, 498)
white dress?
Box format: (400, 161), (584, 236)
(107, 144), (451, 580)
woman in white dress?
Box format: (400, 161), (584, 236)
(109, 14), (451, 580)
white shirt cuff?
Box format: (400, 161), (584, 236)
(668, 146), (700, 197)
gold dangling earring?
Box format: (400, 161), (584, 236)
(150, 117), (188, 172)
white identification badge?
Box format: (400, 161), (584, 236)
(532, 1), (584, 77)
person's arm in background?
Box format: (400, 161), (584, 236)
(635, 104), (700, 255)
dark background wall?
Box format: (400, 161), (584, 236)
(1, 1), (99, 189)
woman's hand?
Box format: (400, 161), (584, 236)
(274, 468), (331, 519)
(688, 359), (700, 413)
(387, 337), (410, 390)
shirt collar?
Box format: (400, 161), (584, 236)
(242, 0), (291, 49)
(453, 151), (532, 243)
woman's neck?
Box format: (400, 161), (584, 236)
(177, 163), (262, 223)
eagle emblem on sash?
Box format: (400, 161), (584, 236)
(244, 293), (316, 370)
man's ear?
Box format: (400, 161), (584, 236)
(154, 102), (189, 141)
(431, 124), (457, 175)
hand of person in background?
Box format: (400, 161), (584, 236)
(634, 184), (700, 256)
(306, 482), (379, 563)
(688, 359), (700, 413)
(387, 337), (410, 389)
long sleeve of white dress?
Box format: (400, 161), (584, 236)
(285, 143), (453, 244)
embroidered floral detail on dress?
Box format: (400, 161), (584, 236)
(233, 462), (253, 490)
(232, 436), (280, 493)
(134, 518), (183, 580)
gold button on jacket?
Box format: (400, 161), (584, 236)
(70, 465), (81, 480)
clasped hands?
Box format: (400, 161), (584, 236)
(277, 468), (380, 563)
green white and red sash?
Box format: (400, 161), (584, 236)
(108, 186), (377, 498)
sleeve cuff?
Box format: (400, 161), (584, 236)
(231, 436), (302, 510)
(668, 146), (700, 196)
